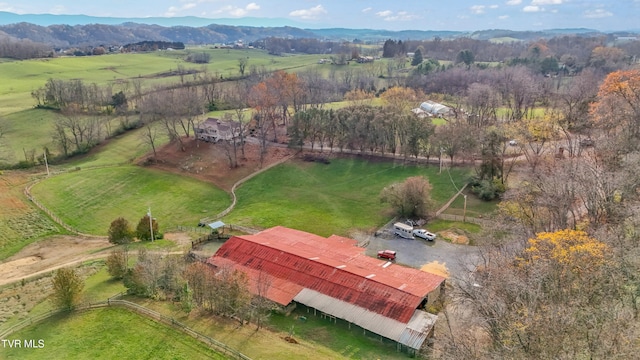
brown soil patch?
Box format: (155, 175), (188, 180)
(144, 138), (295, 191)
(0, 235), (111, 286)
(421, 261), (450, 278)
(440, 230), (470, 245)
(0, 171), (32, 215)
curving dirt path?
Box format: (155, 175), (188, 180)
(0, 235), (112, 286)
(0, 233), (192, 287)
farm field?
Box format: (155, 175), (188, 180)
(2, 307), (227, 360)
(225, 157), (469, 237)
(29, 166), (230, 235)
(0, 49), (327, 112)
(0, 49), (332, 163)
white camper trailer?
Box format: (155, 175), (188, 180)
(393, 222), (414, 239)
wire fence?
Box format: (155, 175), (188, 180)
(0, 296), (252, 360)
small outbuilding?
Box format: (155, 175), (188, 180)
(414, 100), (452, 118)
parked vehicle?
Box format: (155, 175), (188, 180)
(580, 138), (595, 147)
(393, 222), (414, 239)
(377, 250), (396, 260)
(509, 139), (518, 146)
(413, 229), (436, 241)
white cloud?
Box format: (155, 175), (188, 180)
(362, 7), (372, 13)
(375, 10), (418, 21)
(289, 5), (327, 20)
(506, 0), (522, 5)
(490, 5), (499, 9)
(523, 5), (541, 12)
(165, 2), (200, 16)
(531, 0), (562, 4)
(211, 3), (261, 17)
(49, 5), (66, 15)
(499, 15), (509, 19)
(0, 2), (21, 13)
(583, 8), (613, 18)
(471, 5), (486, 14)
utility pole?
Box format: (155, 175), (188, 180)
(439, 148), (444, 174)
(463, 194), (468, 223)
(43, 149), (50, 176)
(148, 207), (154, 242)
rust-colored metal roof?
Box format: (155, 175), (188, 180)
(207, 226), (445, 323)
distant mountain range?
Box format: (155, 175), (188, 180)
(0, 11), (633, 48)
(0, 11), (311, 28)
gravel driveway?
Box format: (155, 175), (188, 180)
(364, 224), (479, 281)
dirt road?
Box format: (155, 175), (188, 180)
(0, 235), (113, 286)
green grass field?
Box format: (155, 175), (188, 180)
(30, 166), (230, 235)
(224, 157), (468, 236)
(1, 307), (226, 360)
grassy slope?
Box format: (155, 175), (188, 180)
(0, 171), (60, 260)
(30, 166), (230, 235)
(2, 307), (226, 360)
(225, 158), (468, 236)
(66, 123), (170, 168)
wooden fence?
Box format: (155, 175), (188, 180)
(0, 297), (252, 360)
(436, 213), (492, 226)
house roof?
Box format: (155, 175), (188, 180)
(197, 118), (241, 131)
(207, 226), (445, 324)
(207, 221), (225, 230)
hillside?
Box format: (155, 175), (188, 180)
(2, 11), (633, 48)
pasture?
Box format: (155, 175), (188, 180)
(0, 48), (333, 163)
(224, 157), (469, 237)
(1, 307), (226, 360)
(29, 166), (230, 235)
(0, 171), (60, 260)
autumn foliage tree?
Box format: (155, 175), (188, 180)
(108, 217), (133, 244)
(444, 229), (633, 359)
(51, 267), (84, 310)
(380, 176), (433, 218)
(106, 247), (129, 279)
(590, 69), (640, 147)
(136, 215), (159, 241)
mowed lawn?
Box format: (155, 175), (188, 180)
(30, 166), (229, 235)
(225, 157), (469, 237)
(2, 307), (226, 360)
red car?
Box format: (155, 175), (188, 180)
(377, 250), (396, 260)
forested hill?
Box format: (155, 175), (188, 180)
(0, 22), (318, 48)
(0, 13), (625, 49)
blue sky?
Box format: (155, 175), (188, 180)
(1, 0), (638, 31)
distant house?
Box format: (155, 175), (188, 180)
(412, 100), (452, 118)
(356, 56), (374, 63)
(194, 118), (241, 142)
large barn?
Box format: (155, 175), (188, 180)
(206, 226), (446, 352)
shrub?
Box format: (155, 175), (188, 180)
(470, 176), (505, 201)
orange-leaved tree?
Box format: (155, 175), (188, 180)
(590, 69), (640, 139)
